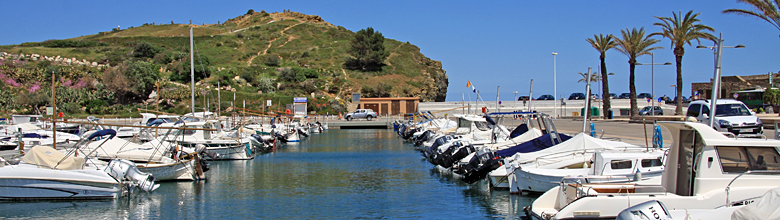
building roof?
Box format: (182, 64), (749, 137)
(359, 97), (420, 101)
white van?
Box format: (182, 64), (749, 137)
(686, 99), (763, 134)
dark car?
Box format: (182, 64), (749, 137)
(638, 106), (664, 115)
(637, 93), (653, 99)
(619, 93), (630, 99)
(674, 96), (690, 104)
(609, 93), (617, 99)
(537, 94), (555, 100)
(568, 93), (586, 100)
(518, 96), (531, 101)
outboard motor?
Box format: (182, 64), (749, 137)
(195, 143), (219, 160)
(461, 151), (503, 184)
(106, 159), (160, 192)
(273, 131), (288, 143)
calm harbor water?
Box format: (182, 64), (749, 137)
(2, 129), (534, 219)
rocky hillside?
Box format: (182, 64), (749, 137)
(0, 10), (447, 116)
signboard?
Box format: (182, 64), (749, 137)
(266, 100), (272, 106)
(46, 107), (54, 115)
(293, 97), (307, 103)
(733, 93), (739, 99)
(352, 93), (361, 103)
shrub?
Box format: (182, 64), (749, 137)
(132, 42), (163, 59)
(265, 54), (280, 66)
(86, 99), (109, 114)
(247, 9), (255, 15)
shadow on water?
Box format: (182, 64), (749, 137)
(429, 166), (537, 219)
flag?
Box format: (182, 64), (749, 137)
(466, 80), (472, 88)
(471, 85), (476, 93)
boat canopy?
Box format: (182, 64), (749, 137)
(22, 146), (85, 170)
(506, 133), (642, 165)
(495, 132), (573, 157)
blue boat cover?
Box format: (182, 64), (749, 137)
(509, 124), (529, 138)
(88, 129), (116, 140)
(22, 133), (47, 138)
(495, 132), (572, 157)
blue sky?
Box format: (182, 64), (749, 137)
(1, 1), (778, 101)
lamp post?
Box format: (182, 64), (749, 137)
(636, 52), (672, 116)
(552, 52), (558, 119)
(513, 91), (518, 112)
(696, 32), (745, 128)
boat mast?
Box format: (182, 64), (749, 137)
(190, 27), (195, 117)
(582, 67), (591, 132)
(51, 70), (56, 149)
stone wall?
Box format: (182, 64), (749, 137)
(0, 51), (108, 69)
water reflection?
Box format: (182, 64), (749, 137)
(1, 129), (532, 219)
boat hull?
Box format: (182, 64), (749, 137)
(0, 166), (120, 200)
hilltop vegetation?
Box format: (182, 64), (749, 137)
(0, 10), (448, 117)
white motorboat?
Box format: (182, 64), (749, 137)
(494, 133), (650, 193)
(0, 145), (158, 200)
(527, 121), (780, 219)
(166, 120), (255, 160)
(0, 123), (81, 149)
(79, 129), (207, 181)
(512, 149), (665, 194)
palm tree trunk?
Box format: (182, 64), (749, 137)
(629, 61), (638, 117)
(675, 52), (684, 115)
(600, 55), (611, 117)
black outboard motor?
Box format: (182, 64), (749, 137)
(273, 131), (288, 143)
(461, 151), (503, 184)
(414, 130), (433, 146)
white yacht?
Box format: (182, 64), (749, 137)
(527, 121), (780, 219)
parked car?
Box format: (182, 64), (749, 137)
(537, 94), (555, 100)
(344, 109), (378, 121)
(591, 94), (600, 99)
(619, 93), (631, 99)
(686, 99), (762, 134)
(637, 93), (653, 99)
(670, 96), (690, 104)
(568, 93), (586, 100)
(518, 96), (531, 101)
(609, 93), (617, 99)
(638, 106), (664, 115)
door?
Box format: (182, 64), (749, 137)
(675, 129), (704, 196)
(381, 103), (388, 115)
(365, 104), (379, 113)
(391, 101), (400, 115)
(405, 100), (416, 113)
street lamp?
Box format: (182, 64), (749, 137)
(696, 32), (745, 128)
(636, 52), (672, 116)
(552, 52), (558, 119)
(513, 91), (518, 112)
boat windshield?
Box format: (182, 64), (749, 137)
(714, 104), (752, 117)
(474, 121), (490, 131)
(717, 146), (780, 173)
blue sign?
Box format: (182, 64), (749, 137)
(294, 97), (307, 103)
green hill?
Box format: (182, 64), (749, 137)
(0, 10), (448, 116)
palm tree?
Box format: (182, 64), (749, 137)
(586, 34), (618, 117)
(651, 10), (715, 115)
(577, 71), (600, 117)
(615, 27), (662, 117)
(723, 0), (780, 38)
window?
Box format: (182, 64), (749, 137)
(641, 158), (663, 167)
(458, 118), (471, 128)
(701, 106), (710, 117)
(687, 104), (701, 117)
(611, 160), (633, 169)
(714, 104), (752, 117)
(474, 121), (490, 131)
(716, 146), (780, 173)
